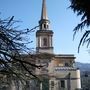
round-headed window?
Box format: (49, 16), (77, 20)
(43, 38), (47, 46)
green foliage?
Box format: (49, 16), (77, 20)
(69, 0), (90, 52)
(42, 78), (49, 90)
(70, 0), (90, 29)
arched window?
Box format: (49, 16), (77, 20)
(44, 24), (46, 29)
(43, 38), (47, 46)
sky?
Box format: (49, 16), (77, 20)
(0, 0), (90, 63)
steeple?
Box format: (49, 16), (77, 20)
(39, 0), (50, 30)
(36, 0), (53, 54)
(41, 0), (48, 20)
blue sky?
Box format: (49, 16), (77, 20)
(0, 0), (90, 63)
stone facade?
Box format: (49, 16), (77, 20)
(36, 54), (81, 90)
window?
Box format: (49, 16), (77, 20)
(44, 24), (46, 29)
(51, 81), (54, 87)
(65, 63), (69, 67)
(44, 24), (49, 29)
(61, 80), (65, 88)
(43, 38), (47, 46)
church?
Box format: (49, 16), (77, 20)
(35, 0), (81, 90)
(0, 0), (81, 90)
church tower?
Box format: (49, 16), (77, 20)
(36, 0), (53, 54)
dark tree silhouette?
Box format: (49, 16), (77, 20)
(69, 0), (90, 52)
(0, 16), (41, 80)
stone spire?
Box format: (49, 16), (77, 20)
(36, 0), (53, 54)
(41, 0), (48, 20)
(39, 0), (50, 30)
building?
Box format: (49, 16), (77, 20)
(35, 0), (81, 90)
(0, 0), (81, 90)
